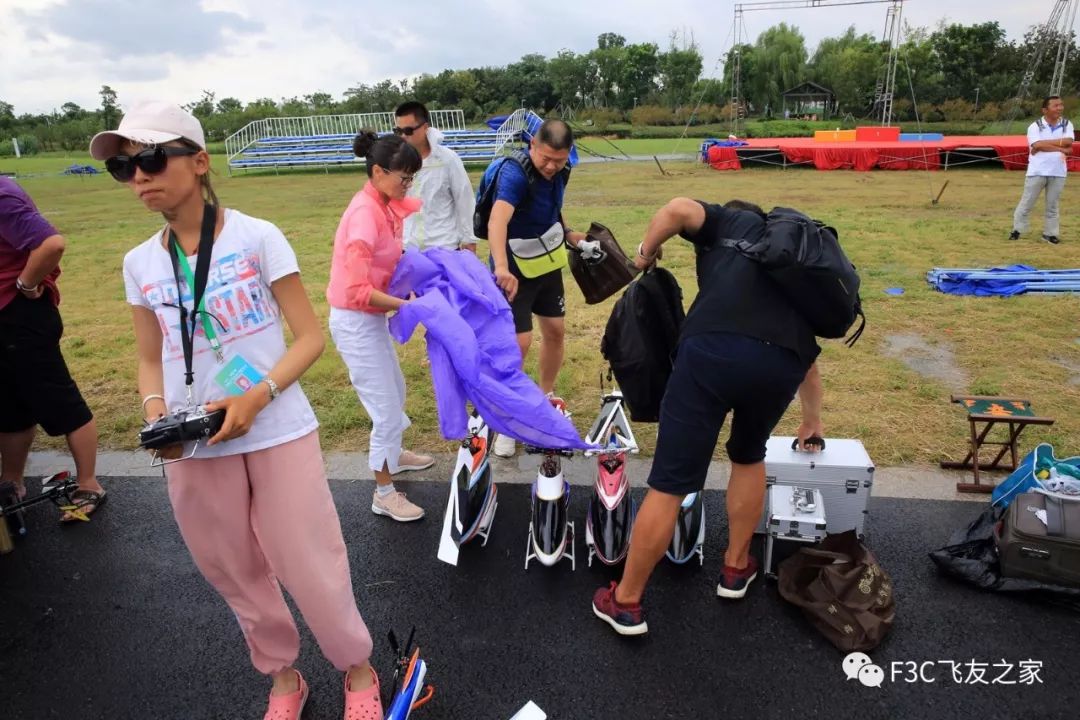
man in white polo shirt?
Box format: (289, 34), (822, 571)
(1010, 95), (1073, 245)
(393, 101), (477, 252)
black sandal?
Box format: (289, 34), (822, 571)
(60, 489), (108, 523)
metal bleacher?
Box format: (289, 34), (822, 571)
(224, 108), (534, 173)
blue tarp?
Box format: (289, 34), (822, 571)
(702, 138), (750, 149)
(927, 265), (1080, 296)
(484, 113), (579, 166)
(63, 164), (100, 175)
(700, 138), (750, 161)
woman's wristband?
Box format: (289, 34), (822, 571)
(141, 394), (166, 418)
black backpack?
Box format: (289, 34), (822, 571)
(600, 268), (686, 423)
(472, 150), (570, 240)
(721, 207), (865, 345)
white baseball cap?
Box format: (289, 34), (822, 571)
(89, 101), (206, 160)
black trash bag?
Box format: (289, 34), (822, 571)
(928, 505), (1080, 612)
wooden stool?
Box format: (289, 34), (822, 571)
(941, 395), (1055, 493)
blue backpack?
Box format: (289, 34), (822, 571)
(472, 150), (569, 240)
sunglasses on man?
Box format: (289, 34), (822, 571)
(105, 146), (199, 182)
(392, 121), (428, 137)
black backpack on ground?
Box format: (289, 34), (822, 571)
(600, 268), (685, 423)
(721, 207), (865, 345)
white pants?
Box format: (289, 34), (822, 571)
(1013, 175), (1066, 237)
(329, 307), (410, 473)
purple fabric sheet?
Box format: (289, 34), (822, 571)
(389, 247), (591, 449)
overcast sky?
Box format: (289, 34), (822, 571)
(0, 0), (1049, 115)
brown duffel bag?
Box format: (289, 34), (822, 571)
(568, 221), (638, 305)
(777, 530), (896, 652)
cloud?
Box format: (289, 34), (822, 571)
(14, 0), (262, 59)
(0, 0), (1049, 115)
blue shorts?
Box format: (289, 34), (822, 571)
(647, 332), (809, 497)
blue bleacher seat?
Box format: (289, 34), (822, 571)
(899, 133), (944, 142)
(229, 128), (508, 172)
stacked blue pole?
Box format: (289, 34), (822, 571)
(927, 265), (1080, 296)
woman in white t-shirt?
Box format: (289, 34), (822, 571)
(89, 102), (385, 719)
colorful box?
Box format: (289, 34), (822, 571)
(814, 130), (857, 142)
(855, 126), (901, 142)
(899, 132), (944, 142)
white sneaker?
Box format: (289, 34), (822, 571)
(393, 449), (435, 474)
(493, 433), (516, 458)
(371, 490), (425, 522)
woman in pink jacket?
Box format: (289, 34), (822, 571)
(328, 131), (433, 523)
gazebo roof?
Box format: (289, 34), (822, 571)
(781, 81), (835, 98)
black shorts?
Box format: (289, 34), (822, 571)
(510, 270), (565, 334)
(0, 294), (93, 436)
(647, 332), (808, 497)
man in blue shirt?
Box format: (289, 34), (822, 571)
(486, 120), (598, 457)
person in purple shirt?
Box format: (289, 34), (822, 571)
(0, 178), (103, 520)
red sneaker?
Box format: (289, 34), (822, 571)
(592, 581), (648, 636)
(717, 555), (759, 599)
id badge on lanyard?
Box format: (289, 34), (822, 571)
(213, 353), (264, 396)
(171, 229), (264, 398)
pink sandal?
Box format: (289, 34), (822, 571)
(344, 666), (383, 720)
(263, 670), (308, 720)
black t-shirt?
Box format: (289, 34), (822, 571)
(679, 201), (820, 366)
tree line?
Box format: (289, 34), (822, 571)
(1, 21), (1074, 155)
(720, 21), (1079, 122)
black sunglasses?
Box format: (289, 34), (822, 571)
(392, 121), (427, 137)
(105, 146), (199, 182)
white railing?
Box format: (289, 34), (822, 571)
(490, 108), (549, 158)
(492, 109), (529, 157)
(225, 109), (466, 168)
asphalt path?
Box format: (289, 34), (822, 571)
(2, 476), (1078, 720)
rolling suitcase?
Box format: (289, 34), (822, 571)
(756, 437), (875, 537)
(996, 492), (1080, 587)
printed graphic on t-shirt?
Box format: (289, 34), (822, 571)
(137, 251), (280, 361)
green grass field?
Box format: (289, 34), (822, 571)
(6, 149), (1080, 467)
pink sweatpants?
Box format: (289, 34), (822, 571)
(165, 431), (372, 675)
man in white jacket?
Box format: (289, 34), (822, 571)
(394, 101), (478, 252)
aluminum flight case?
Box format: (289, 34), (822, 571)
(755, 436), (875, 537)
(764, 485), (827, 576)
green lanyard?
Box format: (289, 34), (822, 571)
(170, 234), (223, 361)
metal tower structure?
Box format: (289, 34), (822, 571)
(1049, 0), (1080, 95)
(729, 5), (746, 133)
(1008, 0), (1080, 128)
(872, 1), (904, 126)
(728, 0), (906, 134)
